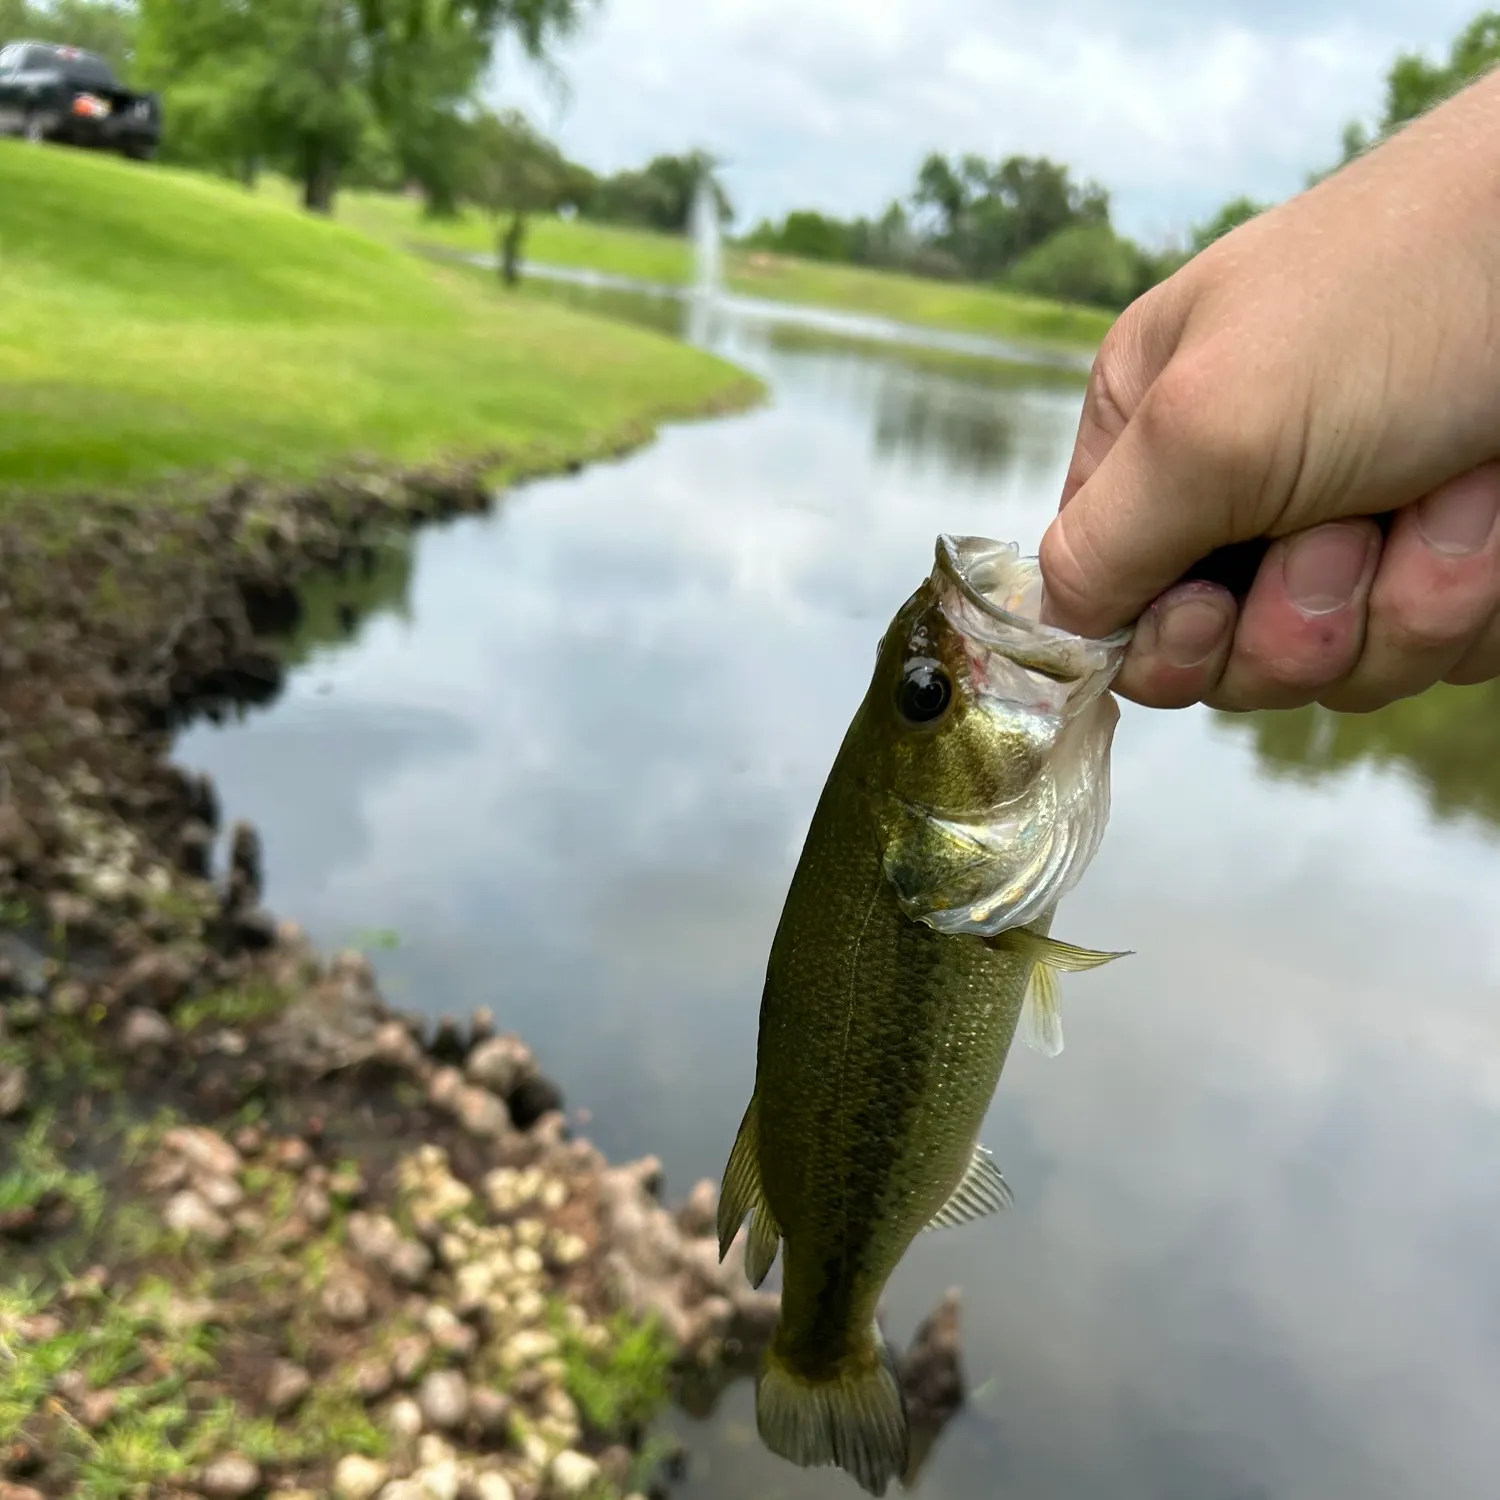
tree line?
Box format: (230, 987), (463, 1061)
(743, 10), (1500, 310)
(5, 3), (1499, 308)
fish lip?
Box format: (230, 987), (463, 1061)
(932, 534), (1132, 686)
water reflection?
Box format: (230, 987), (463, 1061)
(1224, 683), (1500, 828)
(174, 286), (1500, 1500)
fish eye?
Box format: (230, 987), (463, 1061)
(897, 660), (953, 725)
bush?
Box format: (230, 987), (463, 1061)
(1005, 222), (1151, 310)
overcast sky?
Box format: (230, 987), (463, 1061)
(489, 0), (1481, 245)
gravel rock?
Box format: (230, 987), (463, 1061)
(162, 1126), (242, 1180)
(470, 1475), (516, 1500)
(391, 1333), (432, 1384)
(454, 1085), (510, 1141)
(413, 1460), (460, 1500)
(333, 1455), (390, 1500)
(468, 1387), (513, 1443)
(354, 1357), (395, 1402)
(78, 1388), (120, 1430)
(372, 1020), (425, 1073)
(162, 1190), (231, 1248)
(198, 1174), (245, 1213)
(198, 1453), (261, 1497)
(427, 1067), (466, 1113)
(0, 1063), (29, 1120)
(423, 1304), (477, 1361)
(266, 1359), (312, 1414)
(320, 1272), (372, 1327)
(116, 948), (196, 1011)
(386, 1397), (424, 1440)
(548, 1451), (601, 1498)
(677, 1179), (718, 1238)
(417, 1369), (470, 1432)
(464, 1035), (536, 1097)
(119, 1007), (175, 1053)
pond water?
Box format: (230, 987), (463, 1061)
(174, 282), (1500, 1500)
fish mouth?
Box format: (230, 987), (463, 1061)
(931, 535), (1131, 714)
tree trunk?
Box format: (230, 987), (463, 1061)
(301, 145), (339, 216)
(501, 212), (526, 286)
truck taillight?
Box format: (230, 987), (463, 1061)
(72, 93), (111, 119)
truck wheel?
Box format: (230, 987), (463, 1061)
(23, 112), (45, 145)
(122, 141), (157, 163)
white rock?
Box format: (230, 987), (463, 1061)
(500, 1330), (558, 1370)
(386, 1396), (424, 1440)
(415, 1459), (460, 1500)
(417, 1433), (457, 1467)
(333, 1454), (390, 1500)
(549, 1451), (602, 1498)
(162, 1190), (231, 1248)
(471, 1475), (516, 1500)
(418, 1369), (470, 1431)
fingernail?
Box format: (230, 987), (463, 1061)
(1154, 595), (1229, 669)
(1282, 524), (1372, 616)
(1416, 470), (1500, 556)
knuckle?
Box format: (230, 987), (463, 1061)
(1372, 576), (1493, 656)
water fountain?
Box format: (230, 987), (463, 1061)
(689, 172), (724, 300)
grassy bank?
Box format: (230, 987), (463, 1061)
(0, 144), (759, 498)
(296, 184), (1118, 354)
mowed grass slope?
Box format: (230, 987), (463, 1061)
(329, 187), (1117, 352)
(0, 144), (759, 496)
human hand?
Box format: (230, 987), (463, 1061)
(1038, 69), (1500, 713)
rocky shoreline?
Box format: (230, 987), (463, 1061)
(0, 457), (966, 1498)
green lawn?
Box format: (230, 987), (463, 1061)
(0, 144), (759, 498)
(312, 186), (1117, 354)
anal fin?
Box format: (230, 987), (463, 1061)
(716, 1094), (783, 1287)
(924, 1144), (1015, 1231)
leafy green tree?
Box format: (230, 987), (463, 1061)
(1317, 10), (1500, 181)
(1007, 222), (1147, 310)
(583, 150), (731, 233)
(0, 0), (138, 71)
(1190, 194), (1266, 252)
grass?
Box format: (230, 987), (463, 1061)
(0, 142), (760, 498)
(312, 180), (1118, 353)
(554, 1304), (674, 1437)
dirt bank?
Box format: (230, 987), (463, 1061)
(0, 455), (966, 1499)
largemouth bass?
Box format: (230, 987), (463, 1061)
(717, 535), (1132, 1495)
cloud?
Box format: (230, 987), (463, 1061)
(490, 0), (1477, 242)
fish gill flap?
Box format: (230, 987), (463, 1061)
(924, 1144), (1016, 1232)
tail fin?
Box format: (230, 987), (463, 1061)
(756, 1325), (910, 1497)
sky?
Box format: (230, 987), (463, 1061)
(489, 0), (1483, 246)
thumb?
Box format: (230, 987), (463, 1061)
(1040, 289), (1232, 638)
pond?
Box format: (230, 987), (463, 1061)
(174, 280), (1500, 1500)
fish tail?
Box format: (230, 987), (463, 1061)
(756, 1324), (909, 1497)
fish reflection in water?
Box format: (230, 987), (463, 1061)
(718, 537), (1131, 1494)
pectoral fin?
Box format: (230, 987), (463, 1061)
(924, 1144), (1015, 1232)
(989, 929), (1131, 1059)
(717, 1094), (782, 1287)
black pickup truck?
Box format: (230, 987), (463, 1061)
(0, 40), (162, 160)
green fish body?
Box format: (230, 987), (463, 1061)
(718, 537), (1132, 1494)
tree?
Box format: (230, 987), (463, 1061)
(461, 105), (592, 279)
(582, 150), (731, 234)
(1189, 194), (1266, 252)
(1317, 9), (1500, 182)
(0, 0), (138, 71)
